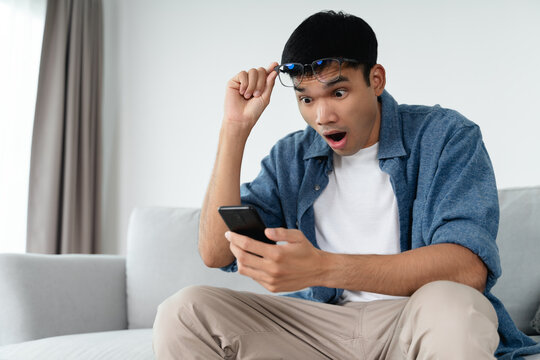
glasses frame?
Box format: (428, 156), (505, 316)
(274, 57), (360, 88)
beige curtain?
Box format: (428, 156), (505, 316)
(26, 0), (103, 254)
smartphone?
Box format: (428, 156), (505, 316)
(218, 205), (276, 245)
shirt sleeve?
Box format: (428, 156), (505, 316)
(420, 124), (501, 292)
(220, 145), (287, 273)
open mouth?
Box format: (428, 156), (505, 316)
(325, 132), (347, 142)
(324, 131), (348, 150)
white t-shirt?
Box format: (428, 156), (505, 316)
(313, 142), (407, 303)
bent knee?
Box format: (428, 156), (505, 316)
(156, 285), (232, 318)
(412, 280), (482, 306)
(156, 285), (221, 315)
(409, 281), (497, 326)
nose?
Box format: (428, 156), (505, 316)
(316, 100), (337, 126)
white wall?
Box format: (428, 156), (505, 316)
(101, 0), (540, 255)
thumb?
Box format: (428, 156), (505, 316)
(265, 227), (302, 243)
(261, 62), (279, 102)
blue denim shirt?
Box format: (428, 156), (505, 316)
(221, 90), (539, 359)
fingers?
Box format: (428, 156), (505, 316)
(266, 61), (279, 74)
(229, 240), (265, 268)
(233, 62), (278, 100)
(241, 68), (255, 98)
(234, 262), (280, 292)
(261, 62), (278, 101)
(237, 71), (248, 95)
(254, 67), (266, 97)
(226, 231), (271, 259)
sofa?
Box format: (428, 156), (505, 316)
(0, 186), (539, 359)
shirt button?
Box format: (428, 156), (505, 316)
(318, 159), (322, 164)
(314, 185), (321, 191)
(295, 221), (299, 227)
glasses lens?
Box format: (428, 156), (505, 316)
(277, 63), (303, 87)
(312, 58), (341, 83)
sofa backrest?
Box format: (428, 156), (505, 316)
(126, 187), (540, 334)
(491, 186), (540, 336)
(126, 207), (270, 329)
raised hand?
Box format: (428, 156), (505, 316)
(223, 62), (279, 134)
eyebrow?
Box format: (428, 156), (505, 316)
(294, 76), (350, 93)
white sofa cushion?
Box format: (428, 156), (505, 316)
(0, 329), (153, 360)
(0, 331), (537, 360)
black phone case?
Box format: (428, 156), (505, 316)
(218, 206), (276, 245)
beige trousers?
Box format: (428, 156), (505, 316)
(152, 280), (499, 359)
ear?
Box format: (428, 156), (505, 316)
(370, 64), (386, 96)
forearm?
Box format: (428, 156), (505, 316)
(199, 124), (250, 268)
(319, 243), (487, 295)
(200, 63), (276, 268)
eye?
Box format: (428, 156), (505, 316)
(334, 89), (347, 98)
(299, 97), (312, 104)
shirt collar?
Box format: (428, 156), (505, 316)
(303, 129), (333, 160)
(378, 90), (407, 159)
(303, 90), (407, 161)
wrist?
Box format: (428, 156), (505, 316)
(317, 250), (337, 288)
(221, 118), (253, 140)
(215, 123), (250, 167)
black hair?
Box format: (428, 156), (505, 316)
(281, 10), (378, 86)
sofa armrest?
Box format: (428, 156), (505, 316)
(0, 253), (127, 346)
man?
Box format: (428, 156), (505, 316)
(153, 11), (539, 359)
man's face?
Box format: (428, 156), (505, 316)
(294, 65), (385, 156)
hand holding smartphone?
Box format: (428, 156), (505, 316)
(218, 205), (276, 245)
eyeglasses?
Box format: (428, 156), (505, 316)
(274, 57), (359, 88)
